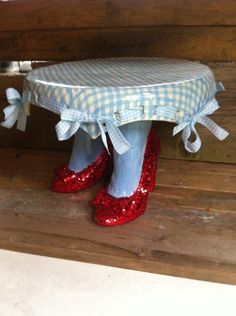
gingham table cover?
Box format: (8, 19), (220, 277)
(1, 57), (229, 154)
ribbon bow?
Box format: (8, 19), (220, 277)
(1, 88), (28, 131)
(55, 109), (131, 155)
(173, 99), (229, 153)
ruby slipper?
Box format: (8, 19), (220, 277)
(52, 148), (111, 193)
(54, 164), (71, 178)
(91, 129), (160, 226)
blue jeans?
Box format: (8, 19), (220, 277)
(68, 121), (152, 197)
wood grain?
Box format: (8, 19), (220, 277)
(0, 148), (236, 284)
(1, 0), (236, 32)
(154, 117), (234, 163)
(1, 148), (236, 192)
(0, 108), (233, 163)
(0, 26), (236, 61)
(1, 0), (235, 285)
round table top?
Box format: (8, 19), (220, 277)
(26, 57), (213, 88)
(22, 57), (220, 154)
(0, 59), (227, 157)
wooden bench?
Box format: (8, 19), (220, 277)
(0, 0), (235, 284)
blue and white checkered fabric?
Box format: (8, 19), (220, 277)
(19, 57), (229, 153)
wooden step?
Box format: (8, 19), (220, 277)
(1, 0), (236, 31)
(0, 148), (236, 284)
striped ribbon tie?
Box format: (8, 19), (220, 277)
(173, 99), (229, 153)
(55, 109), (131, 155)
(1, 88), (28, 131)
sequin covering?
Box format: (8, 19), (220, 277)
(52, 148), (111, 193)
(91, 129), (160, 226)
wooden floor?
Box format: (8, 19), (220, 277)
(0, 147), (236, 285)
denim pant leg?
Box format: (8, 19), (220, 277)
(108, 121), (152, 197)
(68, 128), (104, 172)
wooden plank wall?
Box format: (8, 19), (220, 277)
(0, 0), (235, 163)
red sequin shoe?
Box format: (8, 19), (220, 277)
(52, 148), (111, 193)
(54, 164), (71, 178)
(91, 129), (160, 226)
